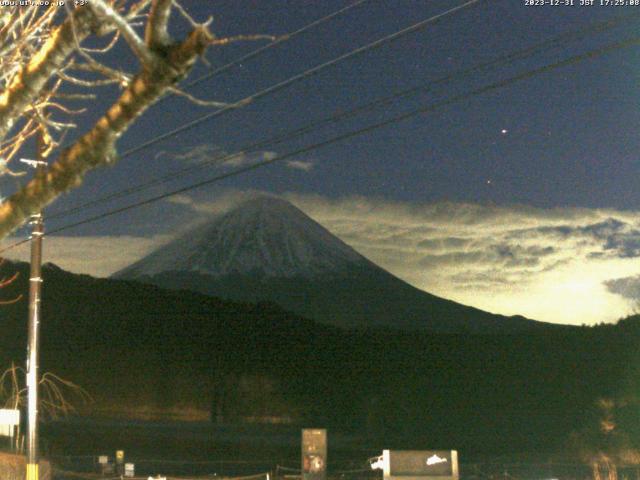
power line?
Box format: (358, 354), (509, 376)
(148, 0), (374, 110)
(183, 0), (372, 90)
(46, 11), (640, 222)
(0, 0), (482, 252)
(52, 0), (376, 155)
(118, 0), (483, 160)
(3, 34), (635, 255)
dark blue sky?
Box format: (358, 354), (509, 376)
(4, 0), (640, 324)
(6, 0), (640, 234)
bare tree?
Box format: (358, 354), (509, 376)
(0, 362), (91, 420)
(0, 1), (251, 240)
(0, 258), (21, 304)
(570, 398), (640, 480)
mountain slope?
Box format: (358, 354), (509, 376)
(0, 259), (628, 456)
(117, 196), (369, 278)
(0, 259), (328, 421)
(114, 196), (553, 333)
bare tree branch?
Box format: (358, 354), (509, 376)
(146, 0), (174, 48)
(0, 7), (95, 141)
(0, 2), (262, 241)
(127, 0), (153, 20)
(210, 34), (278, 47)
(172, 1), (197, 27)
(64, 60), (132, 85)
(0, 25), (212, 239)
(88, 0), (154, 65)
(167, 86), (230, 108)
(0, 363), (91, 418)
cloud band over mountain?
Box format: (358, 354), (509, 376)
(6, 190), (640, 325)
(283, 194), (640, 325)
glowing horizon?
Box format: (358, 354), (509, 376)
(6, 192), (640, 327)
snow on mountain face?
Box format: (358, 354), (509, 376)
(114, 195), (549, 333)
(116, 196), (370, 279)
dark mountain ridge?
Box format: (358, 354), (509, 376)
(1, 260), (640, 456)
(114, 196), (557, 333)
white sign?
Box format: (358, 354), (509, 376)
(426, 455), (448, 466)
(0, 409), (19, 437)
(0, 409), (19, 426)
(124, 463), (135, 477)
(370, 455), (384, 470)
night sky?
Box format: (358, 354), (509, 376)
(3, 0), (640, 325)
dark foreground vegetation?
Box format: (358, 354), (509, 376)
(1, 260), (640, 460)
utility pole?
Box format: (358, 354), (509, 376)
(24, 133), (46, 480)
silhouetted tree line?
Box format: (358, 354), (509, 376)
(2, 260), (640, 458)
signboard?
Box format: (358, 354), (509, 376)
(0, 409), (19, 437)
(379, 450), (459, 480)
(0, 409), (19, 425)
(301, 429), (327, 480)
(124, 463), (135, 477)
(98, 455), (114, 476)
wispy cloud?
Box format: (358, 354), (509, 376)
(10, 188), (640, 326)
(167, 144), (277, 169)
(604, 275), (640, 304)
(281, 193), (640, 325)
(171, 144), (225, 164)
(4, 235), (170, 278)
(154, 190), (640, 324)
(285, 160), (315, 172)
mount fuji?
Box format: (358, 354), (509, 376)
(113, 196), (551, 333)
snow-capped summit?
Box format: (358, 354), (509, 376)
(115, 195), (369, 279)
(115, 195), (550, 332)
